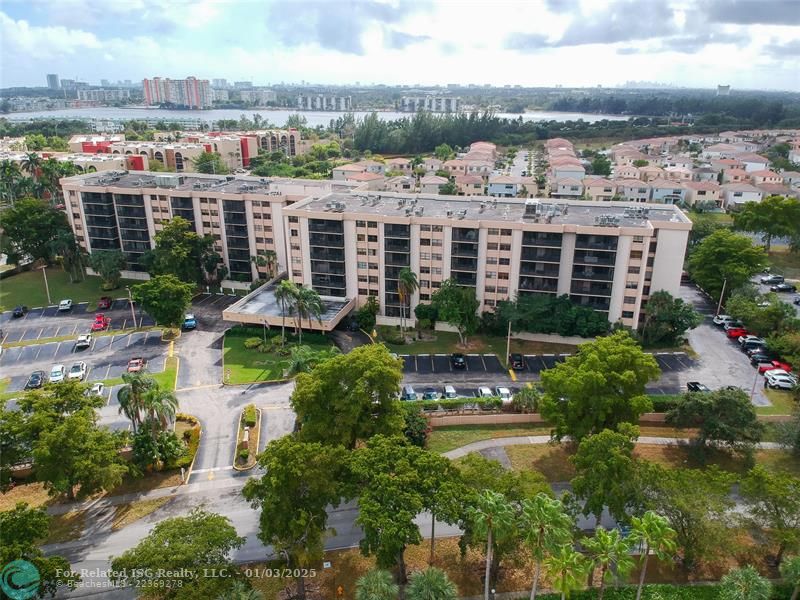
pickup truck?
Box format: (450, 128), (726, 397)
(127, 357), (147, 373)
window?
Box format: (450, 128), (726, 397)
(630, 250), (643, 259)
(487, 242), (499, 250)
(420, 293), (431, 301)
(420, 239), (431, 246)
(356, 220), (366, 227)
(357, 248), (367, 255)
(421, 266), (430, 274)
(357, 262), (367, 269)
(499, 243), (511, 251)
(499, 258), (510, 266)
(357, 234), (366, 241)
(291, 244), (300, 250)
(421, 280), (430, 288)
(431, 239), (442, 247)
(628, 266), (640, 274)
(368, 235), (378, 242)
(420, 252), (430, 260)
(633, 236), (644, 242)
(369, 276), (379, 284)
(288, 216), (298, 223)
(255, 237), (264, 243)
(292, 270), (302, 278)
(624, 296), (637, 304)
(369, 249), (377, 256)
(497, 287), (508, 294)
(622, 311), (635, 318)
(359, 288), (368, 295)
(291, 229), (299, 237)
(486, 271), (497, 279)
(368, 221), (377, 228)
(254, 225), (264, 231)
(432, 225), (443, 232)
(488, 228), (500, 235)
(291, 256), (301, 264)
(501, 229), (512, 236)
(499, 273), (509, 280)
(420, 224), (431, 231)
(431, 267), (442, 275)
(358, 275), (368, 282)
(626, 281), (638, 289)
(484, 299), (496, 307)
(485, 285), (496, 293)
(486, 257), (498, 264)
(432, 253), (442, 261)
(432, 281), (441, 289)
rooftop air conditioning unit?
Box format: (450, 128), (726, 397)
(446, 209), (454, 217)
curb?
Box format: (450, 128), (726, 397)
(232, 407), (261, 471)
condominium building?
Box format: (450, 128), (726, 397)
(142, 76), (211, 109)
(77, 88), (132, 102)
(282, 193), (691, 330)
(401, 96), (462, 112)
(59, 171), (358, 279)
(296, 95), (352, 111)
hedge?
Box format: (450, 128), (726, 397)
(167, 424), (200, 469)
(243, 404), (258, 428)
(406, 397), (503, 412)
(650, 395), (682, 413)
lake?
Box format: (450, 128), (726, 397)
(3, 107), (630, 127)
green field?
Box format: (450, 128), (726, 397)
(0, 269), (141, 312)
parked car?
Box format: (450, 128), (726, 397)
(126, 357), (147, 373)
(401, 385), (417, 401)
(75, 334), (92, 349)
(495, 386), (512, 403)
(87, 382), (105, 397)
(508, 353), (525, 370)
(726, 327), (748, 339)
(750, 352), (778, 365)
(25, 370), (46, 389)
(182, 314), (197, 330)
(91, 314), (111, 332)
(765, 370), (798, 390)
(771, 283), (797, 293)
(97, 296), (112, 310)
(687, 381), (711, 393)
(477, 387), (494, 398)
(758, 360), (793, 375)
(12, 305), (28, 318)
(723, 321), (745, 331)
(742, 341), (768, 354)
(443, 385), (458, 399)
(450, 353), (466, 369)
(49, 364), (66, 383)
(67, 361), (87, 381)
(712, 314), (734, 326)
(794, 296), (800, 306)
(760, 274), (784, 284)
(738, 335), (764, 346)
(422, 387), (439, 401)
(57, 299), (73, 312)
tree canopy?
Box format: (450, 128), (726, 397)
(141, 216), (219, 285)
(497, 294), (610, 338)
(191, 151), (229, 174)
(88, 249), (126, 289)
(132, 274), (194, 328)
(733, 195), (800, 252)
(638, 290), (701, 347)
(430, 278), (480, 345)
(0, 197), (71, 264)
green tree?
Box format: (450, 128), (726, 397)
(118, 371), (157, 433)
(571, 424), (642, 523)
(356, 295), (380, 331)
(582, 527), (634, 600)
(191, 151), (229, 174)
(88, 249), (126, 289)
(293, 286), (324, 343)
(406, 567), (458, 600)
(0, 197), (71, 263)
(131, 429), (184, 470)
(0, 405), (27, 491)
(0, 502), (78, 598)
(33, 409), (128, 500)
(430, 278), (480, 345)
(141, 386), (179, 439)
(629, 511), (678, 600)
(520, 493), (574, 600)
(243, 438), (349, 600)
(639, 290), (701, 346)
(776, 409), (800, 456)
(780, 556), (800, 600)
(132, 274), (194, 328)
(434, 143), (454, 161)
(21, 151), (43, 175)
(398, 267), (419, 336)
(287, 345), (341, 375)
(141, 216), (218, 284)
(415, 450), (464, 564)
(402, 403), (429, 448)
(632, 159), (649, 167)
(733, 195), (800, 252)
(251, 249), (277, 278)
(739, 466), (800, 566)
(350, 436), (431, 583)
(355, 569), (398, 600)
(544, 546), (589, 600)
(512, 386), (541, 413)
(687, 229), (767, 303)
(439, 181), (458, 195)
(726, 292), (800, 338)
(540, 331), (660, 441)
(666, 387), (764, 458)
(768, 331), (800, 372)
(292, 345), (403, 448)
(110, 509), (245, 600)
(720, 566), (772, 600)
(275, 279), (299, 345)
(590, 155), (612, 176)
(467, 490), (516, 600)
(50, 229), (86, 283)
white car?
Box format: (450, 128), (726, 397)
(765, 370), (798, 390)
(738, 335), (764, 346)
(495, 386), (512, 403)
(49, 364), (66, 383)
(87, 382), (105, 397)
(477, 386), (494, 398)
(712, 314), (734, 326)
(67, 361), (87, 381)
(58, 299), (73, 312)
(75, 334), (92, 349)
(443, 385), (458, 399)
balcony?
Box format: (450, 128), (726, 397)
(573, 250), (616, 267)
(520, 263), (560, 277)
(309, 219), (344, 234)
(310, 260), (345, 276)
(223, 200), (246, 213)
(310, 248), (345, 262)
(229, 260), (252, 274)
(519, 277), (558, 293)
(86, 216), (117, 228)
(228, 249), (251, 261)
(170, 198), (193, 210)
(384, 224), (410, 238)
(384, 239), (411, 253)
(82, 204), (115, 217)
(384, 266), (404, 280)
(385, 252), (410, 266)
(452, 228), (479, 243)
(114, 195), (144, 207)
(452, 271), (476, 286)
(521, 248), (561, 262)
(121, 240), (151, 253)
(120, 230), (150, 242)
(576, 235), (618, 251)
(522, 232), (562, 247)
(90, 238), (122, 250)
(451, 242), (478, 257)
(451, 257), (478, 272)
(572, 267), (615, 281)
(311, 273), (346, 289)
(309, 232), (344, 247)
(225, 225), (249, 237)
(570, 295), (611, 311)
(571, 281), (613, 296)
(223, 213), (247, 225)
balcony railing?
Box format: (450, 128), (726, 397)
(451, 257), (478, 272)
(570, 295), (611, 311)
(570, 281), (614, 296)
(309, 232), (344, 247)
(384, 240), (411, 253)
(385, 252), (410, 266)
(573, 251), (616, 267)
(571, 267), (615, 281)
(309, 219), (344, 234)
(310, 261), (346, 276)
(519, 277), (558, 292)
(310, 248), (345, 262)
(452, 271), (477, 286)
(521, 248), (561, 262)
(311, 273), (346, 288)
(384, 224), (410, 238)
(520, 264), (560, 277)
(451, 242), (478, 257)
(522, 232), (562, 247)
(452, 228), (479, 243)
(575, 235), (618, 251)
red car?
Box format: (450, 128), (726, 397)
(758, 360), (793, 374)
(91, 313), (111, 332)
(726, 327), (748, 339)
(127, 357), (147, 373)
(97, 296), (112, 310)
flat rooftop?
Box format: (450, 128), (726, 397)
(289, 191), (692, 227)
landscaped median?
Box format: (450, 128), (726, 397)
(233, 403), (260, 470)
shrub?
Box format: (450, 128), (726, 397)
(238, 449), (249, 461)
(244, 337), (262, 350)
(243, 404), (257, 427)
(407, 397), (502, 412)
(167, 425), (200, 469)
(512, 387), (541, 413)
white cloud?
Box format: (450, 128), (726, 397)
(0, 12), (101, 58)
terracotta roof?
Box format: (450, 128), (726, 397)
(335, 163), (367, 172)
(455, 175), (483, 184)
(749, 169), (780, 178)
(489, 175), (521, 184)
(421, 175), (448, 184)
(649, 178), (684, 189)
(755, 183), (792, 195)
(685, 181), (721, 191)
(555, 177), (583, 186)
(387, 157), (410, 165)
(582, 177), (614, 186)
(725, 168), (749, 178)
(721, 183), (761, 192)
(346, 172), (384, 181)
(734, 153), (769, 163)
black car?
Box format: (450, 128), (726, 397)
(508, 353), (525, 370)
(12, 305), (28, 318)
(770, 283), (797, 293)
(750, 352), (777, 365)
(450, 353), (466, 369)
(793, 296), (800, 306)
(687, 381), (711, 393)
(25, 370), (46, 390)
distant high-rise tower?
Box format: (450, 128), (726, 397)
(46, 74), (60, 90)
(717, 85), (731, 96)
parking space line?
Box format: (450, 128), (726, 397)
(70, 323), (78, 336)
(103, 365), (112, 380)
(126, 333), (132, 347)
(480, 355), (487, 371)
(33, 345), (43, 361)
(35, 328), (44, 340)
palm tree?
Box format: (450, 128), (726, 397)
(293, 287), (324, 343)
(520, 494), (574, 600)
(49, 230), (86, 282)
(582, 527), (635, 600)
(141, 387), (179, 439)
(275, 279), (299, 346)
(0, 160), (21, 205)
(544, 546), (589, 600)
(216, 579), (263, 599)
(251, 250), (278, 279)
(118, 372), (157, 433)
(406, 567), (457, 600)
(780, 555), (800, 600)
(21, 152), (42, 178)
(719, 566), (772, 600)
(355, 569), (398, 600)
(397, 267), (418, 337)
(467, 490), (516, 600)
(629, 511), (677, 600)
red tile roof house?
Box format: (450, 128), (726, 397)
(722, 168), (749, 184)
(455, 174), (484, 196)
(748, 170), (783, 185)
(420, 175), (450, 194)
(755, 183), (799, 199)
(734, 153), (770, 172)
(344, 171), (385, 189)
(613, 165), (640, 180)
(332, 162), (366, 180)
(720, 183), (763, 210)
(684, 181), (722, 207)
(550, 177), (584, 199)
(385, 157), (412, 174)
(582, 177), (616, 201)
(615, 179), (651, 202)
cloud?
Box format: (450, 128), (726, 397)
(764, 39), (800, 57)
(545, 0), (580, 13)
(659, 31), (742, 53)
(0, 12), (101, 57)
(504, 32), (551, 51)
(385, 29), (431, 50)
(703, 0), (800, 25)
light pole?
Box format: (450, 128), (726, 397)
(125, 286), (137, 328)
(41, 265), (52, 305)
(505, 318), (513, 368)
(715, 277), (727, 317)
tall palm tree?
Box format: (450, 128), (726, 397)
(251, 250), (278, 279)
(21, 152), (42, 178)
(274, 279), (299, 346)
(294, 287), (324, 344)
(467, 490), (516, 600)
(141, 387), (179, 439)
(629, 512), (677, 600)
(397, 267), (418, 337)
(0, 160), (21, 205)
(520, 494), (574, 600)
(118, 372), (157, 433)
(49, 230), (86, 282)
(406, 567), (458, 600)
(582, 527), (635, 600)
(355, 569), (398, 600)
(544, 546), (589, 600)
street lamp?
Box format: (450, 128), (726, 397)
(715, 277), (727, 317)
(41, 265), (52, 305)
(125, 286), (137, 328)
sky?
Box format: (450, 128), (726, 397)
(1, 0), (799, 90)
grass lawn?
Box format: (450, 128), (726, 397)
(111, 497), (172, 531)
(152, 356), (179, 391)
(684, 211), (734, 225)
(0, 482), (53, 512)
(0, 269), (141, 312)
(223, 327), (333, 384)
(427, 424), (552, 454)
(767, 247), (800, 280)
(44, 511), (85, 544)
(758, 389), (797, 416)
(378, 328), (578, 358)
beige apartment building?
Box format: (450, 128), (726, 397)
(282, 193), (691, 330)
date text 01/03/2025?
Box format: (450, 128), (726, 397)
(243, 568), (317, 578)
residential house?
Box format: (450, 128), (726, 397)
(359, 159), (386, 175)
(383, 175), (416, 193)
(703, 143), (739, 159)
(684, 181), (722, 207)
(661, 156), (695, 170)
(735, 153), (770, 172)
(756, 183), (799, 199)
(520, 177), (539, 196)
(332, 163), (366, 180)
(710, 158), (744, 172)
(748, 170), (783, 185)
(649, 179), (686, 204)
(344, 171), (385, 189)
(487, 175), (521, 197)
(781, 171), (800, 188)
(386, 157), (412, 174)
(720, 183), (763, 210)
(582, 177), (616, 201)
(550, 177), (584, 199)
(424, 157), (443, 173)
(551, 162), (586, 180)
(616, 179), (651, 202)
(465, 160), (494, 178)
(664, 166), (693, 182)
(454, 174), (484, 196)
(611, 147), (649, 165)
(693, 167), (717, 182)
(722, 168), (749, 184)
(420, 175), (449, 194)
(638, 165), (665, 182)
(443, 159), (467, 176)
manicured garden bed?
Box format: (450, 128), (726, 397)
(234, 403), (260, 470)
